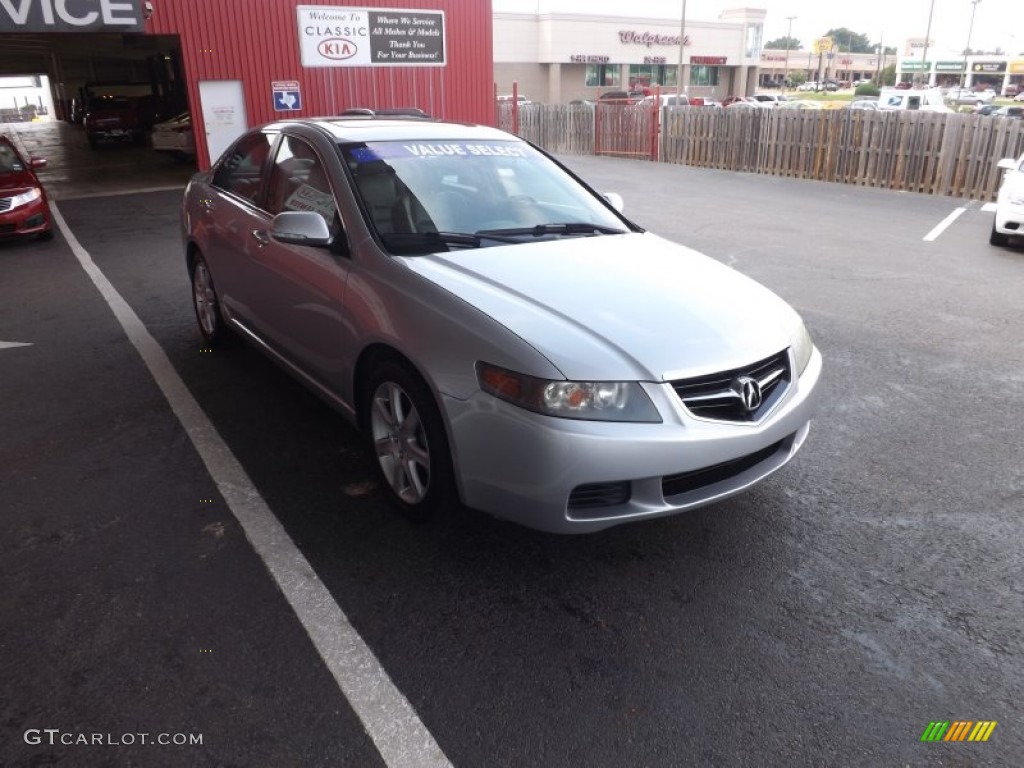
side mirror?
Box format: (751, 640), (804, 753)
(271, 211), (333, 247)
(602, 192), (624, 213)
(30, 157), (47, 169)
(997, 158), (1017, 172)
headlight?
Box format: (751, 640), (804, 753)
(789, 318), (814, 375)
(476, 362), (662, 423)
(9, 187), (42, 210)
(1007, 194), (1024, 206)
(778, 310), (814, 375)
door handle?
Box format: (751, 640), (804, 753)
(251, 229), (271, 246)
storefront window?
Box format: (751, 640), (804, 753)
(585, 64), (621, 87)
(689, 66), (720, 87)
(627, 65), (677, 88)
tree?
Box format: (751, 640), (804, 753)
(823, 28), (874, 53)
(765, 35), (801, 50)
(881, 63), (897, 87)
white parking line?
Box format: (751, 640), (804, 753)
(50, 202), (452, 768)
(923, 206), (968, 241)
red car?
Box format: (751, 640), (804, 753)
(0, 135), (52, 241)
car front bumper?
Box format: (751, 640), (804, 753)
(443, 347), (823, 533)
(0, 195), (50, 239)
(994, 199), (1024, 235)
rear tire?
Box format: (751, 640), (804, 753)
(990, 220), (1009, 247)
(364, 360), (455, 522)
(190, 252), (229, 346)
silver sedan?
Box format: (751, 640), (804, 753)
(182, 117), (822, 533)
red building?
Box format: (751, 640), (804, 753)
(0, 0), (494, 167)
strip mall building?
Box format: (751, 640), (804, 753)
(493, 8), (767, 104)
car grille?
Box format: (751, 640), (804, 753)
(0, 197), (12, 213)
(662, 438), (787, 498)
(670, 350), (790, 423)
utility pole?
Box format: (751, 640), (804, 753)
(920, 0), (936, 86)
(962, 0), (982, 89)
(875, 32), (884, 85)
(783, 16), (796, 92)
(674, 0), (688, 102)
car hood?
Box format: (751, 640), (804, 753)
(401, 232), (799, 381)
(0, 169), (38, 194)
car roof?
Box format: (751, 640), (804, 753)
(261, 117), (514, 144)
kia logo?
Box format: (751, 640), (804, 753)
(318, 38), (357, 60)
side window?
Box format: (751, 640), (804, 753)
(265, 135), (337, 227)
(212, 133), (275, 205)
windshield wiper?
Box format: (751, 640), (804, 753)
(380, 230), (520, 252)
(475, 222), (627, 238)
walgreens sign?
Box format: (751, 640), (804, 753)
(0, 0), (144, 32)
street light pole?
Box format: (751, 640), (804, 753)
(675, 0), (688, 102)
(783, 15), (796, 93)
(962, 0), (982, 89)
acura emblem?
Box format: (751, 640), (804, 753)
(732, 375), (762, 412)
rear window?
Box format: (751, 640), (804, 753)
(87, 98), (134, 110)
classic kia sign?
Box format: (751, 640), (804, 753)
(0, 0), (144, 32)
(297, 5), (446, 67)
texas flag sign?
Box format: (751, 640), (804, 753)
(272, 81), (302, 111)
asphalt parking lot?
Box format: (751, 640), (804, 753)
(2, 134), (1023, 766)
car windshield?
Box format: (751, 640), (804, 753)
(342, 139), (628, 252)
(0, 142), (25, 174)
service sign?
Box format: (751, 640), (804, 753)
(0, 0), (144, 33)
(297, 6), (446, 67)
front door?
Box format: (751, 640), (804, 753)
(198, 80), (248, 165)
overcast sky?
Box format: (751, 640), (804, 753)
(492, 0), (1023, 57)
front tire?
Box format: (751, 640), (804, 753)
(365, 360), (454, 522)
(989, 220), (1009, 247)
(191, 253), (229, 345)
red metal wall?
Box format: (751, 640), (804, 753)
(147, 0), (494, 167)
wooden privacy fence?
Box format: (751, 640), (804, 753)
(498, 103), (1024, 202)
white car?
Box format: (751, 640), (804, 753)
(796, 82), (818, 92)
(991, 153), (1024, 246)
(150, 111), (195, 161)
(640, 94), (692, 107)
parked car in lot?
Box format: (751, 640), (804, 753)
(0, 135), (52, 241)
(1017, 91), (1024, 102)
(796, 81), (818, 92)
(497, 94), (531, 106)
(991, 153), (1024, 247)
(640, 94), (692, 107)
(777, 100), (822, 110)
(597, 90), (643, 104)
(948, 87), (996, 106)
(84, 96), (143, 148)
(150, 111), (196, 161)
(992, 106), (1024, 120)
(181, 116), (822, 533)
(752, 93), (790, 106)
